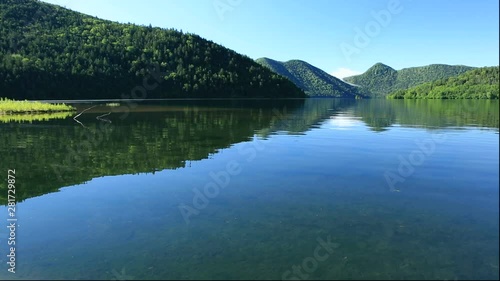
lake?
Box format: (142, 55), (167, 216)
(0, 98), (498, 280)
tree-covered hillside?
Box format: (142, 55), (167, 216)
(387, 66), (499, 99)
(0, 0), (305, 99)
(344, 63), (475, 97)
(256, 57), (368, 98)
(343, 63), (397, 97)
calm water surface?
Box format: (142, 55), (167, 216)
(0, 99), (498, 280)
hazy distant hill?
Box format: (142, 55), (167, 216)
(0, 0), (305, 99)
(344, 63), (475, 97)
(387, 66), (499, 99)
(256, 57), (368, 98)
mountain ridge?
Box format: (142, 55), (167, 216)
(256, 57), (368, 98)
(344, 63), (476, 97)
(0, 0), (305, 99)
(387, 66), (499, 99)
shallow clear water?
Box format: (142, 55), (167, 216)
(0, 99), (498, 280)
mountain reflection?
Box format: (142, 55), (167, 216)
(0, 99), (497, 204)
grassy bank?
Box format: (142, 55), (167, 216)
(0, 112), (74, 123)
(0, 98), (75, 113)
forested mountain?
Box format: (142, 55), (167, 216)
(387, 66), (499, 99)
(0, 0), (305, 99)
(256, 57), (368, 98)
(344, 63), (475, 97)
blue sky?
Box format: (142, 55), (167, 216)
(42, 0), (499, 78)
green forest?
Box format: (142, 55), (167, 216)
(256, 58), (368, 98)
(0, 0), (305, 99)
(387, 67), (499, 99)
(344, 63), (476, 97)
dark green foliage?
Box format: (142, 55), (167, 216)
(344, 63), (475, 97)
(0, 0), (305, 99)
(396, 64), (476, 90)
(343, 63), (397, 97)
(256, 57), (369, 98)
(387, 67), (499, 99)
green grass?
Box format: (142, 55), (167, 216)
(0, 111), (73, 123)
(0, 98), (75, 113)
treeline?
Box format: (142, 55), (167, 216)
(256, 58), (368, 98)
(344, 63), (475, 97)
(387, 67), (499, 99)
(0, 0), (305, 99)
(343, 63), (397, 97)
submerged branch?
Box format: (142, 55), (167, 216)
(73, 105), (97, 120)
(96, 112), (112, 123)
(73, 105), (98, 126)
(73, 117), (87, 128)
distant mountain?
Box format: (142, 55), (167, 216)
(0, 0), (305, 99)
(387, 66), (499, 99)
(256, 58), (368, 98)
(344, 63), (475, 97)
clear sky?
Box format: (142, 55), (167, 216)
(42, 0), (499, 78)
